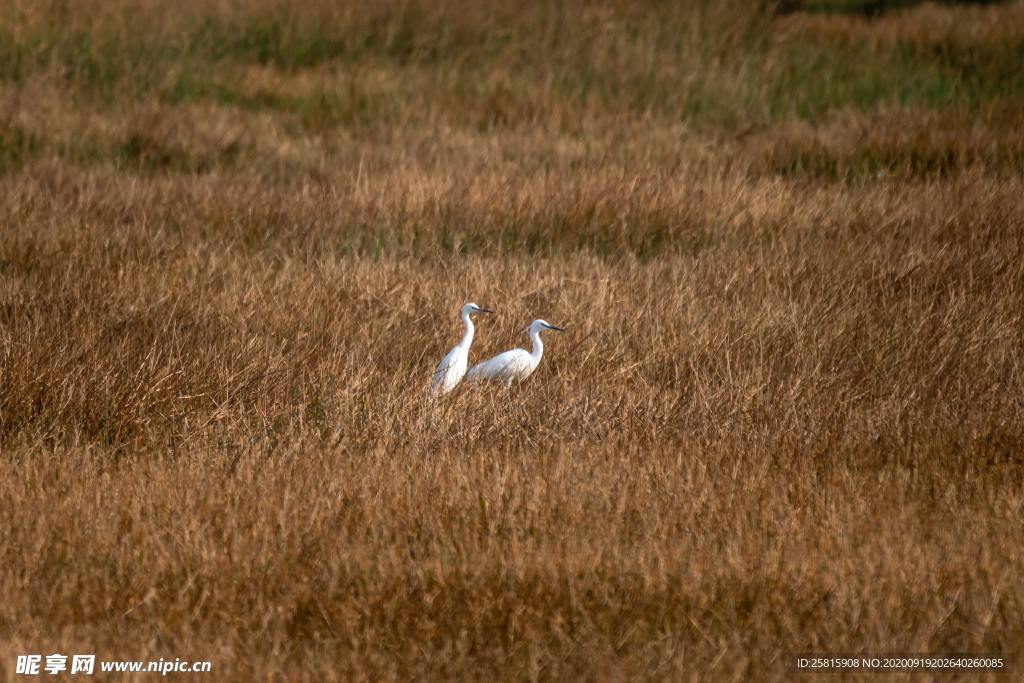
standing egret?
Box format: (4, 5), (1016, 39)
(466, 319), (565, 387)
(430, 302), (494, 397)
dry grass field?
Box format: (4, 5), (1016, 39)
(1, 0), (1023, 679)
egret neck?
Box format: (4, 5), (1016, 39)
(529, 325), (544, 364)
(458, 308), (476, 352)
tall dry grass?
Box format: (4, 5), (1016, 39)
(1, 0), (1023, 679)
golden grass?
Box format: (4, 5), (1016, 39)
(1, 0), (1023, 680)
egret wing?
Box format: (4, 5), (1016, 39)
(431, 346), (461, 394)
(468, 349), (530, 383)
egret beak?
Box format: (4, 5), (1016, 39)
(545, 324), (565, 332)
(476, 307), (494, 314)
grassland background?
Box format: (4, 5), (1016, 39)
(1, 0), (1023, 679)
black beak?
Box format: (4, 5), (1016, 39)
(547, 324), (565, 332)
(477, 307), (494, 314)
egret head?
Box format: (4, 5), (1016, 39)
(529, 319), (565, 334)
(462, 302), (494, 317)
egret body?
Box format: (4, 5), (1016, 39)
(466, 319), (564, 387)
(430, 302), (493, 397)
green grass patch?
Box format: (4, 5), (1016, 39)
(0, 125), (41, 173)
(0, 1), (1021, 174)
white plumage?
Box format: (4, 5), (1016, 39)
(466, 319), (564, 387)
(430, 302), (493, 397)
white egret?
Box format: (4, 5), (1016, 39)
(466, 319), (565, 387)
(430, 302), (494, 397)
